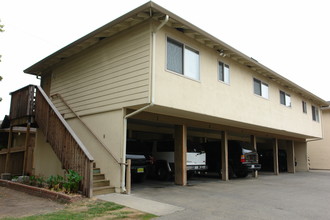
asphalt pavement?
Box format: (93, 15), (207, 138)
(98, 171), (330, 220)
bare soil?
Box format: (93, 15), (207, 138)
(0, 186), (151, 219)
(0, 186), (65, 218)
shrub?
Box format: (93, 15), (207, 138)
(46, 175), (64, 191)
(63, 169), (82, 194)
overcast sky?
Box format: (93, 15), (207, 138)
(1, 0), (329, 119)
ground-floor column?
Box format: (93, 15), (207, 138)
(221, 131), (228, 181)
(22, 122), (31, 175)
(286, 140), (295, 173)
(4, 126), (13, 174)
(294, 141), (308, 171)
(273, 138), (279, 175)
(251, 135), (258, 178)
(174, 124), (187, 185)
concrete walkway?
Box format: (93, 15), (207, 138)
(96, 193), (184, 216)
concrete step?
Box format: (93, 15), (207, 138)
(93, 173), (105, 181)
(93, 186), (115, 196)
(93, 179), (110, 187)
(93, 168), (101, 174)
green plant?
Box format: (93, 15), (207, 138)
(46, 175), (64, 191)
(36, 176), (45, 187)
(28, 176), (45, 187)
(29, 176), (37, 186)
(64, 170), (82, 194)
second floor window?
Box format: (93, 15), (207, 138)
(302, 101), (307, 113)
(312, 105), (320, 122)
(280, 91), (291, 107)
(253, 78), (269, 99)
(167, 37), (200, 80)
(218, 62), (230, 84)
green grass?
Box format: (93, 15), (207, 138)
(1, 200), (157, 220)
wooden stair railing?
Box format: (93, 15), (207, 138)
(34, 86), (94, 197)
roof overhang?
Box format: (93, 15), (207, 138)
(24, 1), (329, 107)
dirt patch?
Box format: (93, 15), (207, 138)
(0, 187), (154, 219)
(0, 186), (65, 218)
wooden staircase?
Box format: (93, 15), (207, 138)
(92, 163), (115, 195)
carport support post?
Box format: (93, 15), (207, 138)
(273, 138), (279, 175)
(250, 135), (258, 178)
(174, 125), (187, 186)
(286, 140), (295, 173)
(221, 131), (228, 181)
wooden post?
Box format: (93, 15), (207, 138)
(126, 159), (131, 194)
(22, 122), (31, 175)
(221, 131), (228, 181)
(88, 160), (93, 198)
(4, 126), (13, 174)
(287, 140), (295, 173)
(251, 135), (258, 178)
(273, 138), (279, 175)
(174, 125), (187, 186)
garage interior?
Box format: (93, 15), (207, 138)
(126, 111), (297, 188)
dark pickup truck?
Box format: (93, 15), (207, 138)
(126, 154), (149, 182)
(204, 140), (261, 178)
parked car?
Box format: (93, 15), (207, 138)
(204, 140), (261, 178)
(149, 140), (208, 180)
(126, 139), (152, 182)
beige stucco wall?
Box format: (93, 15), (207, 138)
(66, 109), (125, 191)
(153, 26), (323, 139)
(294, 141), (308, 171)
(33, 129), (65, 177)
(308, 109), (330, 169)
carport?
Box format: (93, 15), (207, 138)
(126, 110), (303, 187)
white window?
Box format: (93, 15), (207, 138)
(253, 78), (269, 99)
(167, 38), (200, 80)
(219, 62), (230, 84)
(280, 91), (291, 107)
(302, 101), (307, 113)
(312, 105), (319, 122)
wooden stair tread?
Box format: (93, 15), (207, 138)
(92, 164), (114, 195)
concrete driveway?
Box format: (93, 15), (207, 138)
(129, 171), (330, 220)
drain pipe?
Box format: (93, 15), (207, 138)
(121, 15), (169, 193)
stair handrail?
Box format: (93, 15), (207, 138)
(51, 93), (122, 165)
(36, 86), (94, 161)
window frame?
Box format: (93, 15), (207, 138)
(218, 61), (230, 84)
(279, 90), (291, 107)
(166, 37), (200, 81)
(312, 105), (320, 122)
(302, 101), (307, 113)
(253, 78), (269, 99)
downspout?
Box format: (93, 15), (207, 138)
(121, 15), (169, 193)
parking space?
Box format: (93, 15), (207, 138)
(131, 171), (330, 219)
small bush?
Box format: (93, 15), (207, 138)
(64, 169), (82, 194)
(46, 175), (64, 191)
(12, 170), (82, 195)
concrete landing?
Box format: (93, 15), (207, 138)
(96, 193), (184, 216)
